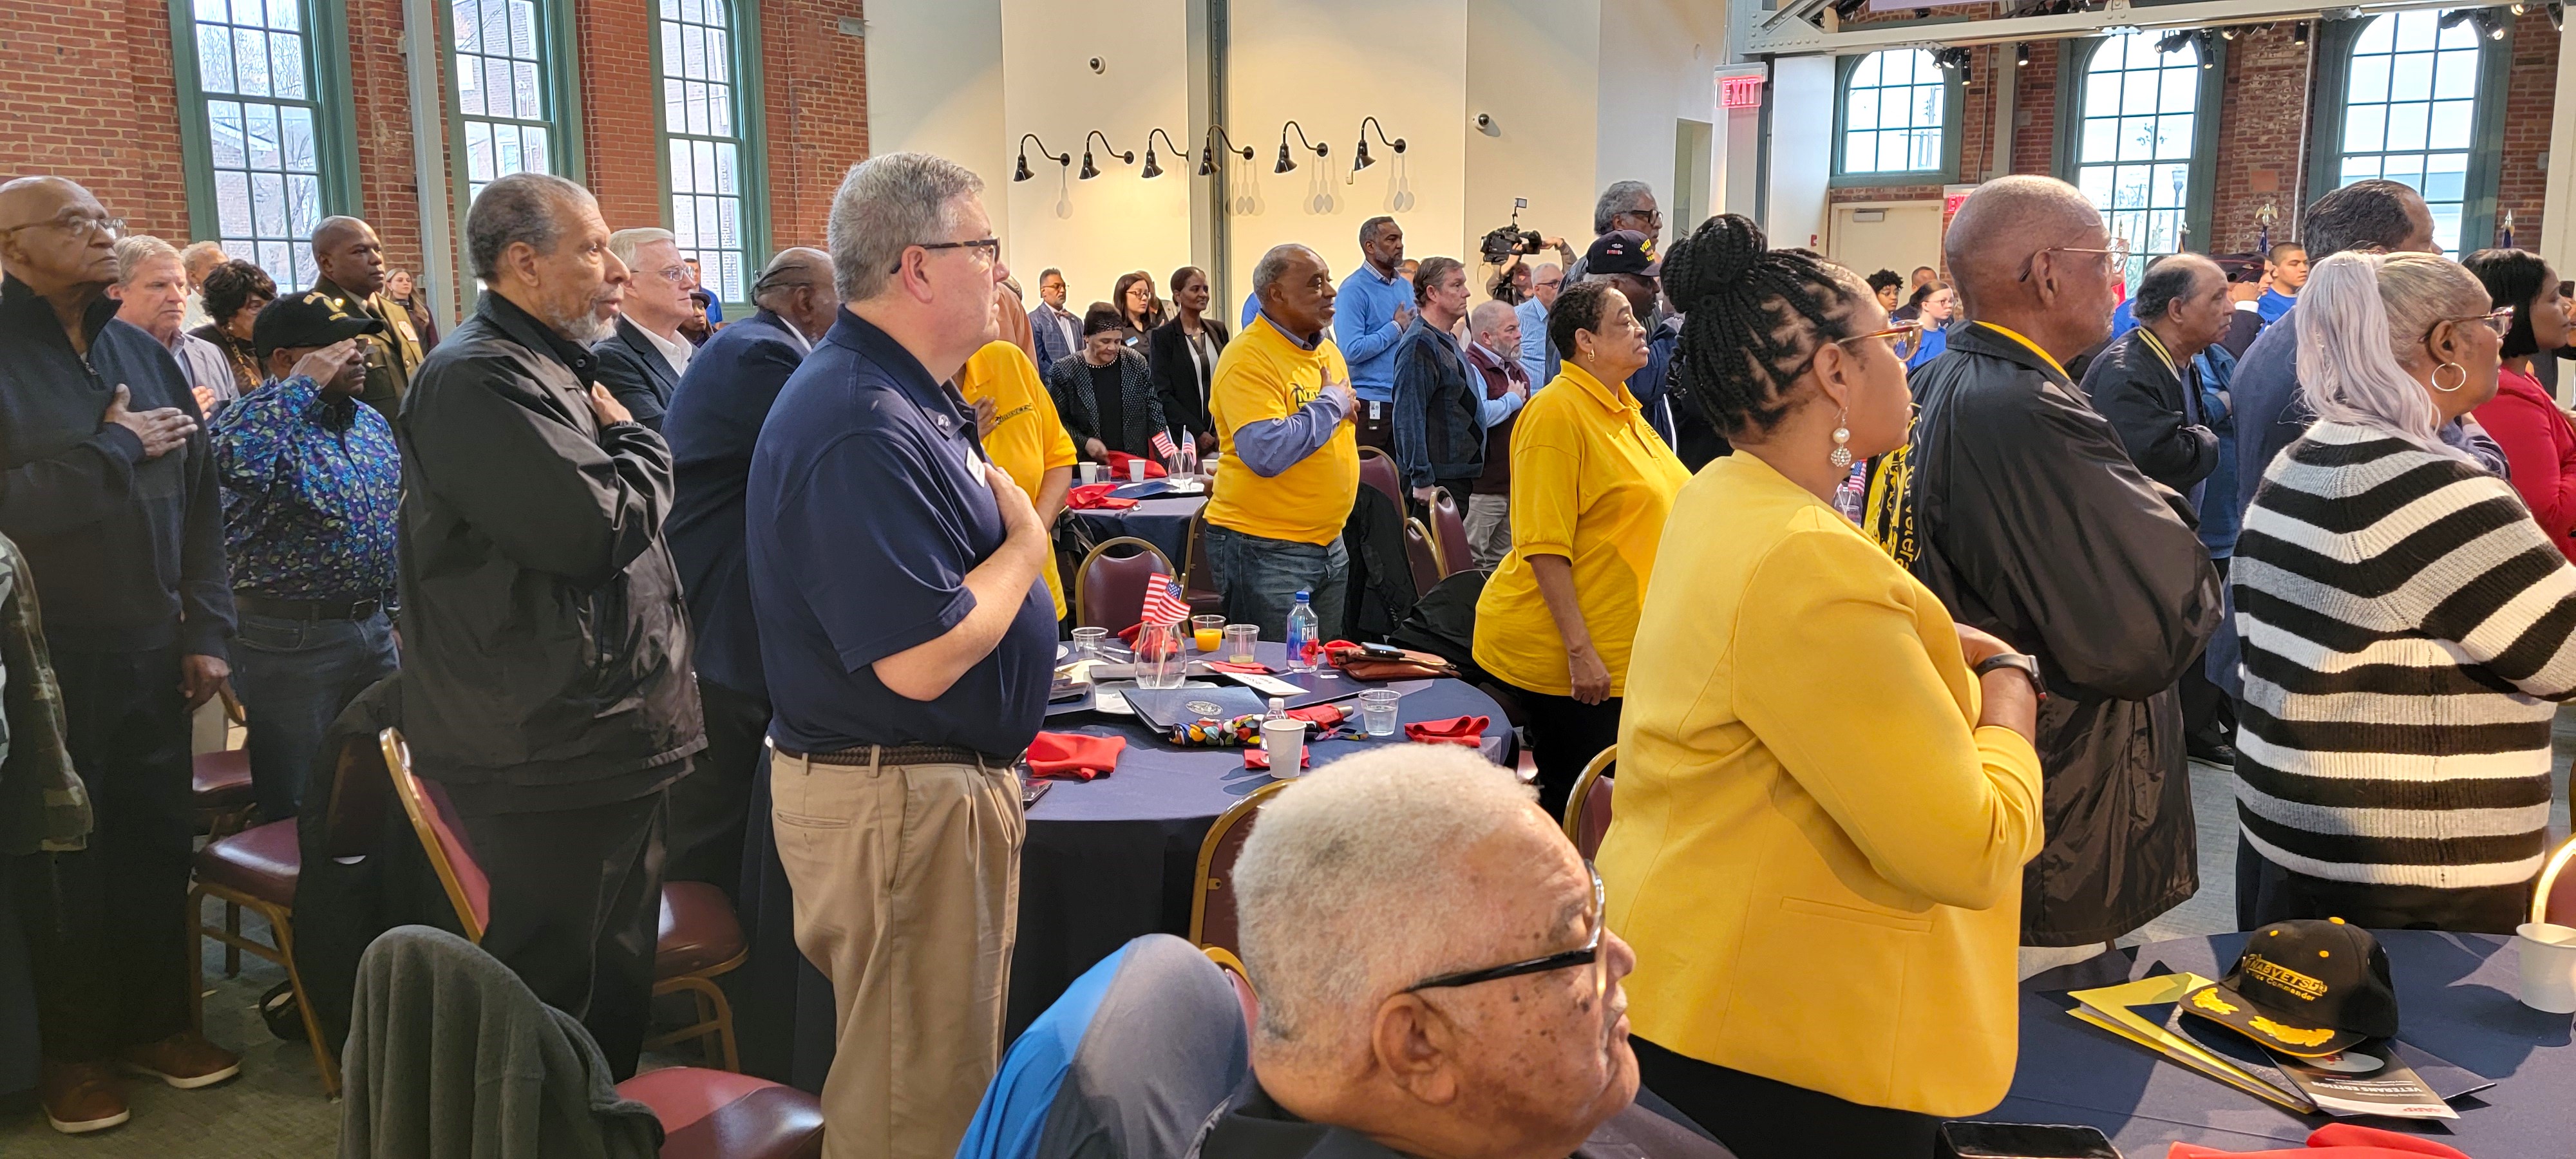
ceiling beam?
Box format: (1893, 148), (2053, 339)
(1747, 0), (2472, 55)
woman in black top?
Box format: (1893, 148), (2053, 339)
(187, 258), (274, 398)
(1047, 303), (1168, 461)
(1149, 265), (1231, 453)
(1112, 270), (1165, 352)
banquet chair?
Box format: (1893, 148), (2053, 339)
(622, 1066), (827, 1159)
(1401, 518), (1445, 598)
(193, 686), (255, 838)
(1188, 779), (1293, 958)
(1181, 509), (1226, 618)
(2537, 835), (2576, 926)
(1428, 489), (1475, 577)
(1356, 446), (1403, 512)
(381, 728), (752, 1071)
(1560, 745), (1616, 860)
(1074, 536), (1177, 633)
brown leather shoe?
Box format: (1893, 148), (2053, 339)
(119, 1030), (242, 1089)
(38, 1060), (129, 1134)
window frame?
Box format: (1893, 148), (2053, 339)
(437, 0), (586, 283)
(1829, 50), (1967, 189)
(166, 0), (362, 289)
(649, 0), (771, 313)
(2304, 12), (2512, 258)
(2052, 31), (2226, 279)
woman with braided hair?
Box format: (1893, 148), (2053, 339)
(1596, 214), (2045, 1158)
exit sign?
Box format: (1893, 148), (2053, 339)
(1720, 73), (1766, 109)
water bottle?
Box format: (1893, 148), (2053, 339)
(1265, 697), (1289, 724)
(1285, 591), (1321, 674)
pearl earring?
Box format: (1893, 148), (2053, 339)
(1830, 409), (1853, 469)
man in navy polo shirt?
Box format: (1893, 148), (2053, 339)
(745, 152), (1052, 1159)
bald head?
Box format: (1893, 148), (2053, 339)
(311, 214), (386, 296)
(1940, 176), (2119, 361)
(0, 176), (119, 295)
(1470, 299), (1517, 340)
(754, 246), (838, 339)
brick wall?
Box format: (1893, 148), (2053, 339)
(0, 0), (190, 238)
(762, 0), (871, 251)
(576, 0), (666, 231)
(2011, 38), (2060, 176)
(2208, 24), (2311, 256)
(348, 0), (429, 276)
(2496, 6), (2560, 250)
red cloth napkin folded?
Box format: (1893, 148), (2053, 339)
(1287, 704), (1345, 729)
(1066, 483), (1138, 511)
(1025, 731), (1126, 780)
(1405, 715), (1488, 746)
(2166, 1126), (2475, 1159)
(1102, 451), (1168, 479)
(1204, 660), (1273, 674)
(1244, 746), (1311, 771)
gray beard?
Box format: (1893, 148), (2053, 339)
(549, 307), (615, 344)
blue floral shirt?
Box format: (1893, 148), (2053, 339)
(210, 375), (401, 599)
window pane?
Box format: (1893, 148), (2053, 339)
(251, 171), (287, 237)
(2347, 54), (2390, 104)
(2384, 102), (2430, 151)
(270, 32), (305, 98)
(2422, 152), (2468, 202)
(198, 25), (237, 93)
(658, 0), (755, 295)
(2431, 49), (2477, 100)
(2074, 31), (2202, 267)
(2388, 52), (2433, 102)
(2336, 11), (2486, 257)
(279, 105), (316, 172)
(2427, 100), (2473, 150)
(216, 172), (254, 234)
(2344, 104), (2387, 153)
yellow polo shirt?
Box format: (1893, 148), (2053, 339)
(1204, 317), (1358, 547)
(957, 340), (1077, 619)
(1472, 363), (1690, 697)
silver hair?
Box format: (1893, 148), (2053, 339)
(1233, 746), (1540, 1064)
(177, 239), (227, 274)
(1593, 180), (1655, 235)
(826, 151), (984, 303)
(465, 172), (594, 283)
(2295, 252), (2488, 464)
(112, 234), (181, 284)
(1249, 243), (1314, 302)
(1469, 298), (1519, 342)
(607, 227), (676, 271)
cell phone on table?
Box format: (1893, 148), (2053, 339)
(1935, 1122), (2121, 1159)
(1357, 643), (1409, 662)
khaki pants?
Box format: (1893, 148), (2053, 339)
(770, 749), (1027, 1159)
(1463, 493), (1511, 570)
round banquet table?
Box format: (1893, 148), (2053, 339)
(1068, 492), (1206, 567)
(724, 645), (1513, 1089)
(1971, 930), (2573, 1154)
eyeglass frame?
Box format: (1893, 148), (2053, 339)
(887, 236), (1003, 276)
(2425, 306), (2514, 344)
(1405, 862), (1606, 997)
(0, 209), (125, 241)
(2016, 241), (2131, 284)
(641, 263), (692, 287)
(1778, 317), (1928, 386)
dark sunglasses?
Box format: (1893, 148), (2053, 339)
(1406, 863), (1605, 996)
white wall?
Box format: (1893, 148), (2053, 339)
(1465, 0), (1603, 263)
(1596, 0), (1727, 247)
(863, 0), (1012, 225)
(1765, 53), (1833, 252)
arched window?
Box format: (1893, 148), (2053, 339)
(2067, 30), (2217, 285)
(1833, 50), (1957, 184)
(446, 0), (576, 212)
(174, 0), (357, 291)
(2324, 11), (2492, 256)
(658, 0), (766, 307)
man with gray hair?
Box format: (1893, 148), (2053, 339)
(111, 234), (238, 411)
(395, 171), (702, 1078)
(2083, 253), (2228, 497)
(178, 238), (227, 330)
(1463, 299), (1531, 568)
(1566, 180), (1661, 285)
(746, 152), (1050, 1159)
(591, 226), (696, 430)
(1199, 745), (1725, 1159)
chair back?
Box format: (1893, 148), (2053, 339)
(322, 731), (394, 860)
(2537, 836), (2576, 927)
(1429, 489), (1475, 576)
(1182, 508), (1225, 617)
(1189, 779), (1292, 957)
(1204, 946), (1258, 1041)
(1074, 536), (1177, 632)
(1562, 745), (1616, 859)
(1401, 518), (1444, 598)
(380, 728), (492, 941)
(1356, 446), (1402, 511)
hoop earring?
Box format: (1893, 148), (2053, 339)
(1830, 408), (1853, 469)
(2431, 362), (2467, 393)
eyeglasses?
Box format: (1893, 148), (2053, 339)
(1406, 863), (1606, 1001)
(0, 210), (124, 240)
(2017, 240), (2131, 283)
(889, 236), (1003, 275)
(643, 264), (692, 286)
(1849, 318), (1927, 361)
(2428, 306), (2514, 343)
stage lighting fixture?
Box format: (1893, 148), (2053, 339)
(2016, 42), (2032, 66)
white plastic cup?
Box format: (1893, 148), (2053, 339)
(1129, 459), (1148, 482)
(1262, 719), (1309, 777)
(1079, 462), (1103, 485)
(2515, 922), (2576, 1013)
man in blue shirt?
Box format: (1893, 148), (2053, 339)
(1332, 216), (1414, 451)
(1515, 259), (1563, 385)
(210, 292), (401, 822)
(2256, 242), (2306, 326)
(746, 152), (1052, 1159)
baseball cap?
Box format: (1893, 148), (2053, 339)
(2181, 918), (2400, 1058)
(1585, 230), (1660, 278)
(252, 288), (386, 360)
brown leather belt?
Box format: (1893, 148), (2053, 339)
(771, 743), (1003, 768)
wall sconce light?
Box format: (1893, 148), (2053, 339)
(1198, 126), (1255, 177)
(1141, 128), (1186, 178)
(2014, 42), (2031, 66)
(2291, 20), (2311, 43)
(1276, 120), (1328, 174)
(1079, 131), (1133, 180)
(1014, 133), (1070, 182)
(1352, 117), (1406, 173)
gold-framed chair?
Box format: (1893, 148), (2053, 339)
(1072, 535), (1178, 633)
(1188, 779), (1293, 957)
(1560, 745), (1616, 860)
(193, 686), (256, 838)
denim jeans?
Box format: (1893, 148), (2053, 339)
(1200, 523), (1349, 641)
(231, 609), (399, 819)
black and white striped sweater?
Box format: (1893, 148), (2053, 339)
(2231, 420), (2575, 890)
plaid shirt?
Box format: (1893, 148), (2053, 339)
(0, 533), (92, 854)
(210, 375), (402, 600)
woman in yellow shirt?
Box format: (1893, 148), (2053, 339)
(1599, 216), (2043, 1159)
(957, 339), (1077, 622)
(1473, 280), (1690, 818)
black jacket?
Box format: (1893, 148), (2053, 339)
(393, 292), (703, 786)
(2082, 327), (2217, 499)
(1340, 485), (1416, 641)
(1047, 349), (1167, 458)
(0, 275), (233, 657)
(661, 309), (807, 699)
(591, 316), (683, 432)
(1876, 322), (2219, 946)
(1389, 317), (1484, 489)
(1148, 316), (1229, 442)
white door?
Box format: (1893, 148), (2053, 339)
(1828, 202), (1944, 283)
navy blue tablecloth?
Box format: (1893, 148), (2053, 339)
(1070, 494), (1205, 567)
(1976, 930), (2573, 1154)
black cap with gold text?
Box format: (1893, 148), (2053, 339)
(2182, 918), (2399, 1058)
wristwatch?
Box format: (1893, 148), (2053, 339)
(1973, 652), (2046, 701)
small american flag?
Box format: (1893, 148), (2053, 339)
(1150, 429), (1179, 461)
(1139, 577), (1191, 629)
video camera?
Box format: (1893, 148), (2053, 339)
(1479, 198), (1544, 267)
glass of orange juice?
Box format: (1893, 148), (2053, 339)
(1193, 615), (1226, 653)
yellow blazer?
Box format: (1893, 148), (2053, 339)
(1599, 452), (2043, 1117)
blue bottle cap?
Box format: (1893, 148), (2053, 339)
(1294, 590), (1311, 602)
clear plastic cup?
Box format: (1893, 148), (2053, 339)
(1193, 614), (1227, 653)
(2516, 922), (2576, 1013)
(1070, 626), (1108, 661)
(1128, 460), (1148, 482)
(1224, 624), (1260, 664)
(1359, 688), (1401, 737)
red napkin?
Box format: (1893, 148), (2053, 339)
(1287, 704), (1345, 729)
(1204, 660), (1272, 674)
(1405, 715), (1488, 746)
(1244, 746), (1311, 771)
(1067, 483), (1138, 511)
(1025, 731), (1126, 780)
(1103, 451), (1167, 479)
(2166, 1126), (2474, 1159)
